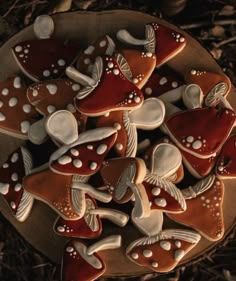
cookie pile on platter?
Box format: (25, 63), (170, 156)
(0, 14), (235, 280)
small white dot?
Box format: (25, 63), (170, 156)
(73, 159), (82, 168)
(145, 87), (152, 95)
(43, 70), (50, 77)
(90, 162), (97, 170)
(11, 173), (18, 181)
(143, 249), (152, 258)
(152, 187), (161, 196)
(113, 123), (121, 130)
(72, 84), (80, 91)
(2, 88), (9, 96)
(108, 62), (114, 68)
(113, 69), (119, 75)
(152, 262), (158, 268)
(58, 59), (65, 66)
(15, 46), (22, 52)
(131, 253), (139, 259)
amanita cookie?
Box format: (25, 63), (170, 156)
(54, 195), (129, 238)
(216, 134), (236, 179)
(61, 235), (121, 281)
(76, 35), (115, 74)
(126, 229), (201, 273)
(168, 175), (224, 241)
(117, 22), (186, 67)
(184, 70), (231, 107)
(0, 76), (39, 139)
(23, 167), (111, 220)
(96, 98), (165, 157)
(0, 147), (34, 222)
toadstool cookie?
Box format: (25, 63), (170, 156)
(96, 98), (165, 157)
(168, 175), (224, 241)
(0, 147), (34, 222)
(49, 127), (117, 176)
(62, 235), (121, 281)
(0, 76), (40, 139)
(117, 22), (186, 67)
(54, 195), (129, 238)
(126, 229), (201, 273)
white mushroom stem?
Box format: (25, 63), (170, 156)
(90, 208), (129, 227)
(72, 182), (112, 203)
(158, 85), (186, 104)
(137, 139), (151, 154)
(217, 92), (233, 110)
(163, 102), (182, 119)
(116, 29), (148, 45)
(87, 235), (122, 256)
(28, 117), (48, 145)
(66, 66), (97, 86)
(128, 182), (150, 219)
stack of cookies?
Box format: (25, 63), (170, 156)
(0, 14), (235, 281)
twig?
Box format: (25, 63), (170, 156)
(14, 0), (48, 9)
(213, 36), (236, 48)
(2, 0), (21, 18)
(180, 19), (236, 30)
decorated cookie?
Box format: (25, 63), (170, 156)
(168, 175), (224, 241)
(67, 56), (144, 116)
(0, 147), (34, 222)
(182, 84), (203, 109)
(33, 15), (54, 39)
(115, 50), (156, 89)
(117, 22), (186, 67)
(62, 235), (121, 281)
(131, 209), (163, 237)
(12, 39), (79, 82)
(0, 76), (40, 139)
(76, 35), (115, 74)
(163, 106), (236, 158)
(184, 70), (231, 107)
(23, 167), (112, 220)
(216, 134), (236, 179)
(126, 229), (201, 273)
(143, 69), (185, 102)
(96, 98), (165, 157)
(54, 195), (129, 238)
(100, 157), (150, 218)
(49, 127), (117, 176)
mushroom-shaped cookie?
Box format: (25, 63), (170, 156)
(54, 195), (129, 238)
(168, 175), (224, 241)
(0, 76), (40, 138)
(216, 134), (236, 179)
(182, 84), (203, 109)
(67, 56), (144, 116)
(76, 35), (116, 74)
(62, 235), (121, 281)
(115, 50), (156, 89)
(100, 157), (150, 218)
(23, 167), (111, 220)
(163, 106), (236, 158)
(126, 229), (201, 273)
(184, 70), (231, 107)
(143, 69), (185, 102)
(117, 22), (186, 67)
(0, 147), (34, 222)
(96, 98), (165, 157)
(49, 127), (117, 176)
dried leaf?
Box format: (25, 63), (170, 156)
(73, 0), (96, 10)
(219, 5), (235, 16)
(53, 0), (72, 13)
(210, 25), (225, 37)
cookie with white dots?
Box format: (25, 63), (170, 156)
(168, 175), (224, 241)
(0, 76), (40, 139)
(0, 146), (34, 222)
(126, 229), (200, 273)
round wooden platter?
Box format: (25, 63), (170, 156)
(0, 9), (236, 278)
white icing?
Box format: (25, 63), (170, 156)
(46, 84), (57, 95)
(131, 252), (139, 259)
(159, 77), (167, 85)
(43, 70), (50, 77)
(191, 70), (197, 75)
(73, 159), (82, 168)
(113, 123), (121, 130)
(84, 58), (90, 65)
(172, 81), (178, 88)
(143, 249), (152, 257)
(11, 173), (18, 181)
(174, 249), (185, 261)
(152, 187), (161, 196)
(24, 49), (29, 54)
(145, 87), (152, 95)
(9, 97), (18, 107)
(33, 15), (54, 39)
(14, 183), (22, 192)
(87, 145), (93, 150)
(134, 96), (141, 103)
(96, 144), (107, 155)
(11, 152), (19, 163)
(146, 52), (153, 57)
(108, 62), (114, 68)
(57, 226), (65, 232)
(99, 40), (107, 47)
(47, 105), (56, 113)
(116, 143), (123, 151)
(72, 84), (80, 91)
(133, 78), (139, 84)
(84, 45), (95, 55)
(186, 136), (194, 143)
(66, 104), (76, 113)
(180, 37), (185, 42)
(32, 89), (38, 97)
(0, 101), (3, 108)
(15, 46), (22, 52)
(58, 59), (65, 66)
(90, 162), (97, 170)
(10, 201), (16, 209)
(129, 98), (165, 130)
(192, 140), (202, 149)
(2, 163), (9, 168)
(23, 104), (31, 113)
(0, 183), (9, 195)
(0, 113), (6, 121)
(154, 198), (167, 207)
(58, 155), (72, 165)
(175, 241), (181, 248)
(2, 88), (9, 96)
(152, 262), (158, 268)
(113, 69), (119, 75)
(66, 246), (74, 252)
(20, 121), (30, 133)
(13, 77), (21, 88)
(70, 149), (79, 156)
(160, 241), (171, 251)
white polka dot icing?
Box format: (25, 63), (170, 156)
(84, 45), (95, 55)
(145, 87), (152, 95)
(152, 262), (158, 268)
(143, 249), (152, 257)
(23, 104), (31, 113)
(11, 153), (19, 163)
(113, 123), (121, 130)
(0, 113), (6, 121)
(20, 121), (30, 133)
(0, 101), (3, 108)
(11, 173), (18, 181)
(116, 143), (123, 151)
(72, 84), (80, 91)
(159, 77), (167, 85)
(13, 77), (21, 88)
(2, 88), (9, 96)
(58, 156), (72, 165)
(47, 105), (56, 113)
(57, 226), (65, 232)
(66, 246), (74, 253)
(192, 140), (202, 149)
(131, 252), (139, 259)
(9, 97), (18, 107)
(154, 198), (167, 207)
(99, 40), (107, 47)
(10, 201), (16, 209)
(90, 162), (97, 170)
(70, 149), (79, 156)
(46, 84), (57, 95)
(58, 59), (65, 66)
(152, 187), (161, 196)
(160, 241), (171, 251)
(43, 70), (50, 77)
(14, 183), (22, 192)
(15, 46), (22, 52)
(96, 144), (107, 155)
(0, 183), (9, 195)
(73, 159), (82, 168)
(174, 249), (185, 261)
